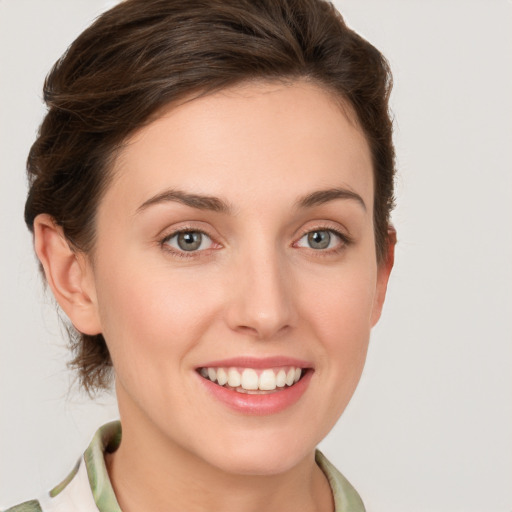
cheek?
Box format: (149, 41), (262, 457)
(315, 285), (374, 380)
(300, 256), (377, 388)
(92, 255), (223, 373)
(304, 260), (377, 340)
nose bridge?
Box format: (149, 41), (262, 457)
(227, 234), (295, 339)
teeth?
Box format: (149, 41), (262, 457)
(199, 365), (305, 392)
(216, 368), (228, 386)
(259, 369), (276, 391)
(227, 367), (241, 387)
(241, 369), (259, 390)
(276, 369), (286, 388)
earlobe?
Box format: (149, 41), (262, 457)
(371, 226), (396, 327)
(33, 214), (102, 335)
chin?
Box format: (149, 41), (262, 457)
(198, 430), (316, 477)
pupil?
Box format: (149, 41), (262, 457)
(308, 230), (330, 249)
(178, 232), (202, 251)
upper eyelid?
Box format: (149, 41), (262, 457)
(295, 228), (350, 246)
(159, 223), (217, 242)
(161, 227), (211, 241)
(295, 223), (352, 242)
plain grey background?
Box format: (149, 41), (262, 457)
(1, 1), (511, 510)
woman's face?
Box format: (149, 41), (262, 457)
(83, 80), (392, 475)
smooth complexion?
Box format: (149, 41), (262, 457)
(34, 80), (394, 512)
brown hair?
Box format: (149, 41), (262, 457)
(25, 0), (395, 393)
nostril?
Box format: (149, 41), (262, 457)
(234, 322), (291, 340)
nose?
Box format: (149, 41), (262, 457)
(225, 249), (296, 340)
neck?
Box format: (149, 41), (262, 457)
(106, 410), (333, 512)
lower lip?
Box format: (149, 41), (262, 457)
(197, 370), (313, 416)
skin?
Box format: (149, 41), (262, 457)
(34, 80), (394, 512)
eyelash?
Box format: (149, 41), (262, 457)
(293, 227), (353, 258)
(159, 226), (352, 259)
(160, 227), (216, 259)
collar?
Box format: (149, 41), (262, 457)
(49, 421), (365, 512)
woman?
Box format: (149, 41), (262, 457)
(7, 0), (395, 510)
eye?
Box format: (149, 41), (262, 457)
(163, 230), (213, 252)
(295, 229), (344, 250)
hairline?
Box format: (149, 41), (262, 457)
(79, 76), (377, 266)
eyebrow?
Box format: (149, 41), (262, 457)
(136, 189), (232, 214)
(136, 186), (366, 215)
(296, 187), (366, 211)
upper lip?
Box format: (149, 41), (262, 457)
(197, 356), (313, 369)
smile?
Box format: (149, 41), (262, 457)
(199, 366), (303, 394)
(196, 357), (313, 415)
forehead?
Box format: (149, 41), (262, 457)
(104, 80), (373, 215)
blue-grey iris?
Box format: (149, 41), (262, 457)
(308, 230), (330, 249)
(177, 231), (202, 251)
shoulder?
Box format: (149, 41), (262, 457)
(2, 500), (43, 512)
(3, 422), (122, 512)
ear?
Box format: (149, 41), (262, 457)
(371, 226), (396, 327)
(33, 214), (102, 335)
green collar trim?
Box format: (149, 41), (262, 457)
(315, 450), (366, 512)
(3, 500), (43, 512)
(49, 421), (364, 512)
(49, 460), (80, 497)
(83, 421), (123, 512)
